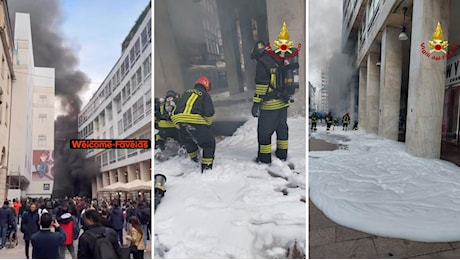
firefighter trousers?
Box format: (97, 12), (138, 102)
(257, 107), (288, 163)
(155, 127), (180, 150)
(177, 124), (215, 167)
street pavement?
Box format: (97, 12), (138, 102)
(0, 225), (152, 259)
(309, 134), (460, 259)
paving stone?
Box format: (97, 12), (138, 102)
(373, 237), (453, 258)
(309, 227), (336, 247)
(336, 225), (372, 242)
(411, 248), (460, 258)
(309, 238), (378, 259)
(449, 241), (460, 249)
(309, 210), (339, 231)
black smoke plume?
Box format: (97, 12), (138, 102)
(8, 0), (100, 198)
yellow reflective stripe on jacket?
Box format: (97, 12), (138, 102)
(155, 134), (163, 141)
(201, 157), (213, 165)
(259, 144), (271, 154)
(158, 120), (176, 128)
(255, 84), (268, 95)
(253, 96), (262, 103)
(261, 99), (289, 110)
(171, 113), (210, 125)
(184, 93), (199, 114)
(277, 140), (288, 150)
(188, 150), (198, 159)
(204, 116), (213, 125)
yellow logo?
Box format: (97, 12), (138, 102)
(273, 22), (294, 54)
(428, 22), (448, 54)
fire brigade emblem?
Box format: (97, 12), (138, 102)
(273, 22), (294, 54)
(428, 22), (448, 54)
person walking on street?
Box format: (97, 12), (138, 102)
(126, 216), (145, 259)
(125, 202), (135, 232)
(78, 209), (120, 259)
(13, 199), (21, 224)
(135, 202), (150, 248)
(109, 201), (124, 245)
(31, 213), (66, 259)
(21, 203), (40, 259)
(310, 112), (317, 132)
(57, 212), (77, 259)
(325, 113), (333, 131)
(0, 200), (14, 249)
(171, 77), (216, 173)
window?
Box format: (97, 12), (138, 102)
(118, 119), (123, 135)
(128, 149), (138, 158)
(39, 95), (47, 104)
(39, 114), (47, 123)
(102, 132), (106, 139)
(131, 74), (137, 92)
(145, 90), (151, 115)
(38, 135), (46, 147)
(132, 97), (144, 124)
(143, 55), (151, 79)
(134, 39), (140, 60)
(102, 152), (108, 166)
(109, 150), (116, 164)
(133, 67), (142, 94)
(117, 149), (126, 161)
(123, 108), (132, 131)
(130, 48), (135, 66)
(109, 127), (114, 139)
(141, 27), (149, 50)
(114, 95), (122, 114)
(43, 184), (50, 191)
(122, 82), (131, 104)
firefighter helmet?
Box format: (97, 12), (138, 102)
(251, 40), (267, 60)
(166, 90), (177, 99)
(195, 77), (211, 93)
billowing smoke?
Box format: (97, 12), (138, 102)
(327, 52), (355, 117)
(8, 0), (99, 198)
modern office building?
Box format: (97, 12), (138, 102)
(342, 0), (460, 158)
(78, 2), (152, 202)
(320, 69), (329, 112)
(0, 0), (15, 201)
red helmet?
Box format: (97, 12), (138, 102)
(195, 77), (211, 93)
(346, 112), (349, 115)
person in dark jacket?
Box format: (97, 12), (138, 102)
(342, 112), (351, 131)
(155, 90), (181, 151)
(171, 77), (216, 172)
(0, 200), (14, 249)
(31, 213), (66, 259)
(109, 202), (124, 244)
(125, 202), (135, 232)
(78, 209), (120, 259)
(21, 203), (40, 258)
(135, 202), (150, 247)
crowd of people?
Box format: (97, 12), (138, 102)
(0, 196), (151, 259)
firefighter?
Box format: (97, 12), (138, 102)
(342, 112), (351, 131)
(171, 77), (215, 173)
(352, 120), (359, 130)
(154, 97), (164, 149)
(325, 112), (333, 131)
(155, 90), (181, 150)
(310, 113), (317, 131)
(250, 23), (299, 164)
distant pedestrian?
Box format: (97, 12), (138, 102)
(0, 200), (14, 249)
(135, 202), (150, 247)
(31, 213), (66, 259)
(126, 216), (145, 259)
(13, 199), (21, 224)
(21, 203), (40, 259)
(342, 112), (351, 131)
(78, 209), (120, 259)
(109, 201), (124, 245)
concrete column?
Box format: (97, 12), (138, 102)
(102, 172), (109, 187)
(140, 161), (150, 181)
(154, 1), (184, 96)
(217, 0), (244, 95)
(359, 66), (367, 130)
(127, 165), (136, 182)
(406, 0), (450, 158)
(117, 168), (126, 183)
(378, 26), (403, 140)
(366, 53), (380, 134)
(348, 82), (356, 120)
(96, 175), (101, 190)
(109, 170), (116, 185)
(265, 0), (306, 115)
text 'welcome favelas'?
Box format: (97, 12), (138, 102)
(70, 139), (151, 149)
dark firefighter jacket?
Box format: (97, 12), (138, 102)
(343, 114), (351, 123)
(253, 52), (289, 110)
(171, 85), (214, 126)
(325, 115), (333, 124)
(311, 115), (317, 123)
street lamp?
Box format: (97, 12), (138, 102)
(399, 7), (409, 41)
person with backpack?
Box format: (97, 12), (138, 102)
(78, 209), (120, 259)
(57, 212), (77, 259)
(30, 213), (66, 259)
(135, 202), (150, 248)
(250, 24), (299, 165)
(155, 90), (181, 151)
(126, 216), (145, 259)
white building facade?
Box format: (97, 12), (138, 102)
(78, 4), (152, 202)
(8, 13), (56, 199)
